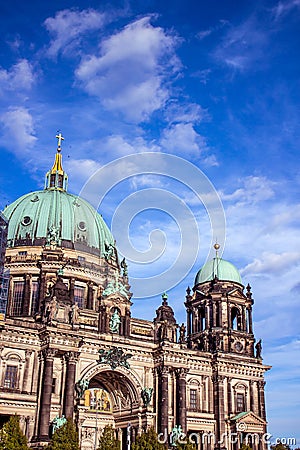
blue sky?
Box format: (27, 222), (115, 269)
(0, 0), (299, 443)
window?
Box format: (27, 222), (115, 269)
(190, 389), (198, 411)
(30, 281), (39, 315)
(74, 285), (85, 308)
(18, 251), (27, 256)
(11, 281), (24, 316)
(85, 388), (112, 412)
(236, 393), (245, 412)
(198, 308), (205, 332)
(231, 307), (241, 331)
(4, 365), (18, 389)
(52, 378), (56, 394)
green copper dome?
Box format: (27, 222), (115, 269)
(195, 257), (242, 285)
(3, 135), (115, 256)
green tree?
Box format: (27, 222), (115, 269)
(97, 425), (120, 450)
(47, 418), (79, 450)
(0, 415), (29, 450)
(239, 444), (253, 450)
(271, 443), (291, 450)
(132, 427), (166, 450)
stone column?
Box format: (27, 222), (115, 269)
(158, 366), (169, 434)
(124, 309), (131, 336)
(69, 278), (75, 304)
(212, 373), (225, 447)
(22, 350), (33, 393)
(87, 282), (94, 310)
(22, 274), (31, 316)
(227, 377), (232, 416)
(63, 351), (79, 419)
(175, 368), (188, 433)
(186, 308), (191, 336)
(38, 349), (57, 441)
(250, 380), (255, 412)
(37, 272), (46, 315)
(258, 381), (266, 420)
(248, 308), (253, 334)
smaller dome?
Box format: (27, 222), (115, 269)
(195, 257), (242, 285)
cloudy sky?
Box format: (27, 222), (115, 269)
(0, 0), (299, 442)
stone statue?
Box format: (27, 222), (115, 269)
(120, 257), (128, 276)
(141, 387), (153, 406)
(109, 310), (121, 333)
(171, 425), (184, 447)
(45, 296), (58, 324)
(75, 378), (89, 398)
(255, 339), (262, 358)
(52, 415), (67, 433)
(104, 242), (114, 260)
(64, 303), (71, 323)
(160, 320), (168, 340)
(46, 224), (59, 245)
(71, 302), (79, 324)
(178, 323), (186, 344)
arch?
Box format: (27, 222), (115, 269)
(231, 306), (242, 331)
(198, 307), (206, 332)
(80, 363), (143, 409)
(3, 352), (23, 362)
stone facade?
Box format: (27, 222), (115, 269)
(0, 144), (270, 450)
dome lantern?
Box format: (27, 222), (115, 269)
(44, 132), (68, 191)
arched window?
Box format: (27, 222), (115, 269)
(198, 307), (205, 332)
(4, 365), (18, 389)
(11, 281), (24, 316)
(84, 388), (112, 412)
(30, 280), (39, 315)
(231, 307), (241, 331)
(236, 393), (245, 412)
(74, 284), (85, 308)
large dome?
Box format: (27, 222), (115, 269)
(4, 189), (114, 256)
(195, 257), (242, 285)
(3, 137), (115, 257)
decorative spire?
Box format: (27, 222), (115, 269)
(214, 242), (220, 258)
(162, 292), (168, 305)
(44, 132), (68, 191)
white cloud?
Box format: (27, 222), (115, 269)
(241, 251), (300, 276)
(75, 16), (180, 122)
(0, 59), (35, 94)
(214, 16), (269, 71)
(164, 102), (208, 124)
(160, 123), (207, 157)
(220, 175), (275, 204)
(0, 107), (37, 154)
(271, 0), (300, 21)
(44, 8), (106, 57)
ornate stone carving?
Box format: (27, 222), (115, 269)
(98, 347), (132, 370)
(141, 387), (153, 406)
(75, 378), (89, 398)
(178, 323), (186, 344)
(52, 415), (67, 433)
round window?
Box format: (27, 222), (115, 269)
(78, 221), (86, 231)
(22, 216), (32, 226)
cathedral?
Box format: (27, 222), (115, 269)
(0, 135), (270, 449)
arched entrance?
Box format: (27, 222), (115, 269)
(78, 368), (143, 449)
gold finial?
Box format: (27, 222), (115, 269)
(214, 242), (220, 257)
(56, 132), (64, 152)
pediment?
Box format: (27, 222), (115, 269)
(231, 411), (266, 426)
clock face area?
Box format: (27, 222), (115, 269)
(234, 341), (244, 352)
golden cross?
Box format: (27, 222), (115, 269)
(56, 132), (64, 151)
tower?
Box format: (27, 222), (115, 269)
(185, 244), (270, 449)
